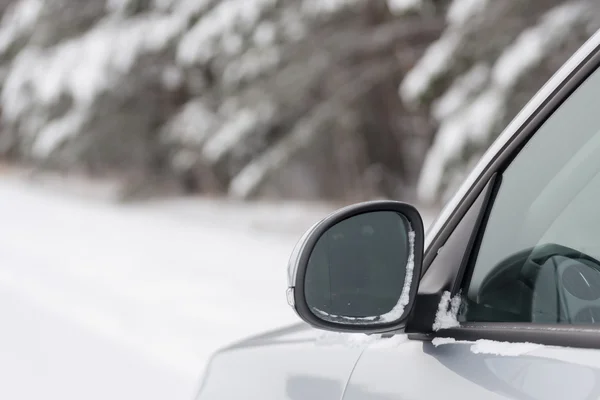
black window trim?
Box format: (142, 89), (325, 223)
(408, 176), (499, 333)
(410, 40), (600, 349)
(429, 323), (600, 350)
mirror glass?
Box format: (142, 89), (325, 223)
(304, 211), (413, 324)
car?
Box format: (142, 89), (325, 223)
(194, 28), (600, 400)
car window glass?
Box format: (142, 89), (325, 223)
(461, 66), (600, 324)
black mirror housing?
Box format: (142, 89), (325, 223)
(286, 200), (425, 334)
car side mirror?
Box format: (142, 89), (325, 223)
(286, 201), (424, 333)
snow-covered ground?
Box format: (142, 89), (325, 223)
(0, 174), (335, 400)
(0, 172), (436, 400)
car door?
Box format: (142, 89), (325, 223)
(343, 30), (600, 400)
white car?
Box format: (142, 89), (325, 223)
(195, 28), (600, 400)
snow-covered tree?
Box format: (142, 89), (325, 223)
(0, 0), (444, 202)
(402, 0), (600, 206)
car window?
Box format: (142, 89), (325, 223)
(461, 66), (600, 324)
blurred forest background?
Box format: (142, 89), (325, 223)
(0, 0), (598, 208)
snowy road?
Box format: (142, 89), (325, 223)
(0, 285), (190, 399)
(0, 176), (330, 400)
(0, 175), (436, 400)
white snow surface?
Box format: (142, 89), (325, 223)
(492, 2), (589, 90)
(0, 0), (43, 56)
(1, 0), (215, 158)
(106, 0), (134, 13)
(228, 117), (319, 198)
(201, 102), (277, 164)
(201, 108), (262, 163)
(315, 332), (382, 347)
(471, 339), (543, 356)
(431, 337), (458, 346)
(3, 15), (186, 121)
(432, 290), (461, 331)
(314, 308), (378, 324)
(177, 0), (276, 65)
(399, 30), (462, 103)
(316, 332), (410, 349)
(432, 337), (543, 356)
(387, 0), (422, 14)
(31, 109), (89, 158)
(302, 0), (363, 15)
(2, 12), (192, 158)
(432, 63), (490, 122)
(0, 173), (337, 400)
(163, 100), (218, 148)
(446, 0), (488, 25)
(369, 333), (409, 348)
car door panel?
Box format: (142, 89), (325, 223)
(195, 323), (365, 400)
(344, 337), (600, 400)
(343, 338), (508, 400)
